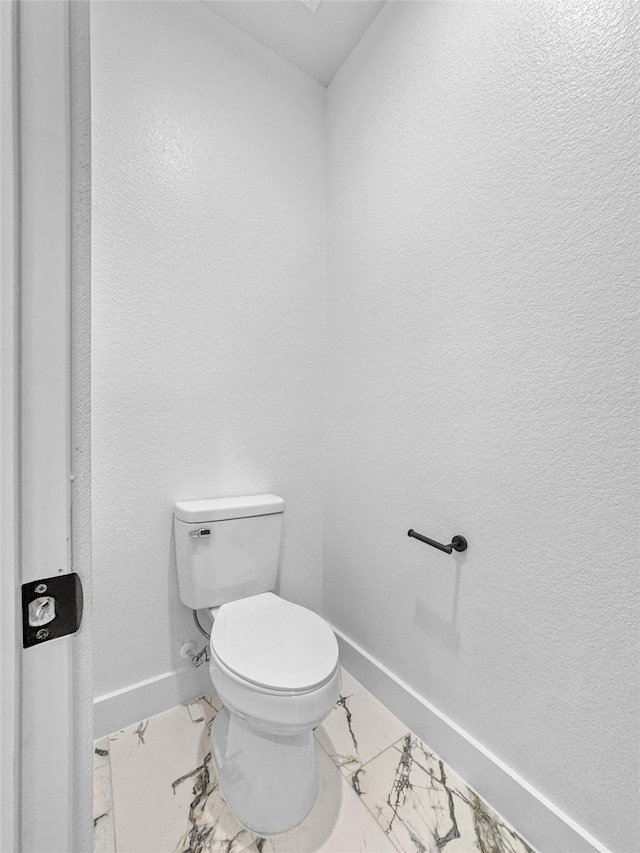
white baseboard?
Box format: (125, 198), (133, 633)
(93, 664), (211, 740)
(333, 627), (610, 853)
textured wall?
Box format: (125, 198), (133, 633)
(324, 3), (639, 850)
(70, 2), (93, 849)
(91, 1), (326, 696)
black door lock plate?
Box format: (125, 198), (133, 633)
(22, 572), (83, 648)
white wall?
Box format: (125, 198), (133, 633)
(91, 1), (326, 697)
(70, 2), (94, 849)
(324, 3), (639, 852)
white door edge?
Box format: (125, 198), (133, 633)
(1, 2), (21, 850)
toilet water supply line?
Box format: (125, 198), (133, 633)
(193, 608), (211, 640)
(181, 609), (212, 668)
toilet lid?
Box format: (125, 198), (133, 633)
(211, 593), (339, 692)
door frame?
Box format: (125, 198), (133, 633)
(1, 1), (20, 850)
(1, 1), (92, 850)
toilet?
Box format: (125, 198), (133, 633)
(174, 494), (340, 836)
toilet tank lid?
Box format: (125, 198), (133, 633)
(174, 494), (284, 523)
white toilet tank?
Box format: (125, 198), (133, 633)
(174, 494), (284, 609)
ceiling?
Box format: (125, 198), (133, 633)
(202, 1), (386, 85)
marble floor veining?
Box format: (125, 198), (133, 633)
(94, 668), (537, 853)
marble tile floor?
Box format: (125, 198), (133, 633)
(94, 668), (538, 853)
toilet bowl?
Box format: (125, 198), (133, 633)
(173, 495), (340, 835)
(207, 593), (340, 835)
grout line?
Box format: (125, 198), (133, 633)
(107, 745), (117, 853)
(317, 739), (406, 852)
(357, 733), (406, 770)
(335, 666), (412, 774)
(358, 795), (404, 853)
(92, 738), (117, 853)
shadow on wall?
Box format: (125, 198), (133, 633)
(413, 555), (466, 654)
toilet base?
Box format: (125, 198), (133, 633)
(210, 706), (320, 836)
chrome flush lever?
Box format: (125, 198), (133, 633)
(189, 528), (211, 539)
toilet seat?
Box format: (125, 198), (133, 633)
(210, 593), (339, 693)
